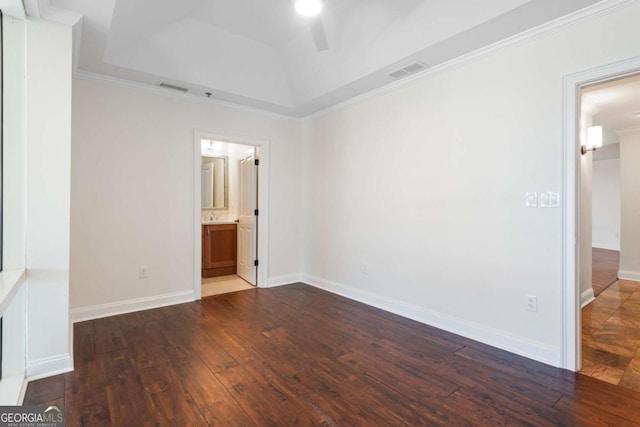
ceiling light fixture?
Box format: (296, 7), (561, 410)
(295, 0), (322, 17)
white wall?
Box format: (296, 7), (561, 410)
(25, 18), (73, 376)
(592, 159), (620, 251)
(70, 78), (302, 311)
(0, 10), (27, 405)
(2, 15), (26, 270)
(619, 129), (640, 281)
(301, 3), (640, 366)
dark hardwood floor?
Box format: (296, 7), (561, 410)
(25, 284), (640, 426)
(592, 248), (620, 296)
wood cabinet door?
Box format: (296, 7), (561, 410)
(203, 224), (237, 269)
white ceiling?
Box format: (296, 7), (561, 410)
(50, 0), (603, 117)
(583, 73), (640, 160)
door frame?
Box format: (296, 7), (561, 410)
(562, 56), (640, 371)
(193, 130), (270, 299)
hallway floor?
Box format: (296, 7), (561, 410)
(582, 279), (640, 390)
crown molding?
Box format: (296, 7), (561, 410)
(302, 0), (640, 122)
(616, 126), (640, 136)
(73, 70), (298, 122)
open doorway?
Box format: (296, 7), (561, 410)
(576, 73), (640, 389)
(193, 132), (270, 298)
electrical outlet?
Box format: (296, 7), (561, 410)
(139, 265), (149, 279)
(526, 294), (538, 312)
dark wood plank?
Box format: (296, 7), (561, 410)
(23, 283), (640, 426)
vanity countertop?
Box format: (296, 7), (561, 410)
(202, 220), (238, 225)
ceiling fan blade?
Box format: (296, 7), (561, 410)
(309, 17), (329, 52)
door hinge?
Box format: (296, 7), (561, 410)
(254, 260), (259, 267)
(254, 159), (260, 166)
(254, 209), (259, 216)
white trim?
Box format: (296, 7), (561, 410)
(592, 243), (620, 251)
(618, 270), (640, 281)
(302, 274), (559, 367)
(0, 269), (26, 317)
(303, 0), (639, 121)
(0, 375), (27, 406)
(26, 354), (72, 380)
(18, 378), (28, 405)
(267, 274), (302, 288)
(74, 70), (296, 122)
(616, 126), (640, 136)
(562, 55), (640, 372)
(193, 131), (271, 297)
(581, 288), (596, 307)
(67, 1), (638, 121)
(70, 290), (195, 323)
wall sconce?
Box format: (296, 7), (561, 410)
(582, 126), (603, 155)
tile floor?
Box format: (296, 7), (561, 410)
(581, 279), (640, 390)
(201, 274), (254, 297)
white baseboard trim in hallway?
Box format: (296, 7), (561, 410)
(301, 274), (559, 367)
(581, 288), (595, 307)
(618, 270), (640, 282)
(70, 290), (195, 323)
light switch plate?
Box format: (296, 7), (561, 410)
(526, 192), (538, 208)
(541, 192), (560, 208)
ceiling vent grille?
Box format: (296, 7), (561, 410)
(158, 82), (189, 92)
(387, 62), (429, 80)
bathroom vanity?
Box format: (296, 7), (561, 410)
(202, 222), (237, 278)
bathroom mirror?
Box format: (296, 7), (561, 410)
(201, 156), (228, 209)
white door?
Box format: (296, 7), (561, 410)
(237, 149), (258, 285)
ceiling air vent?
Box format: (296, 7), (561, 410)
(158, 82), (189, 92)
(387, 62), (429, 80)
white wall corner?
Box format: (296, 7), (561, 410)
(70, 290), (195, 323)
(581, 288), (595, 308)
(300, 274), (559, 367)
(267, 274), (302, 288)
(618, 270), (640, 282)
(26, 354), (72, 381)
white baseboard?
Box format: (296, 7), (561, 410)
(267, 274), (302, 288)
(27, 354), (73, 380)
(0, 374), (27, 405)
(71, 290), (195, 323)
(18, 377), (28, 405)
(618, 270), (640, 282)
(300, 274), (559, 367)
(592, 243), (620, 251)
(581, 288), (595, 307)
